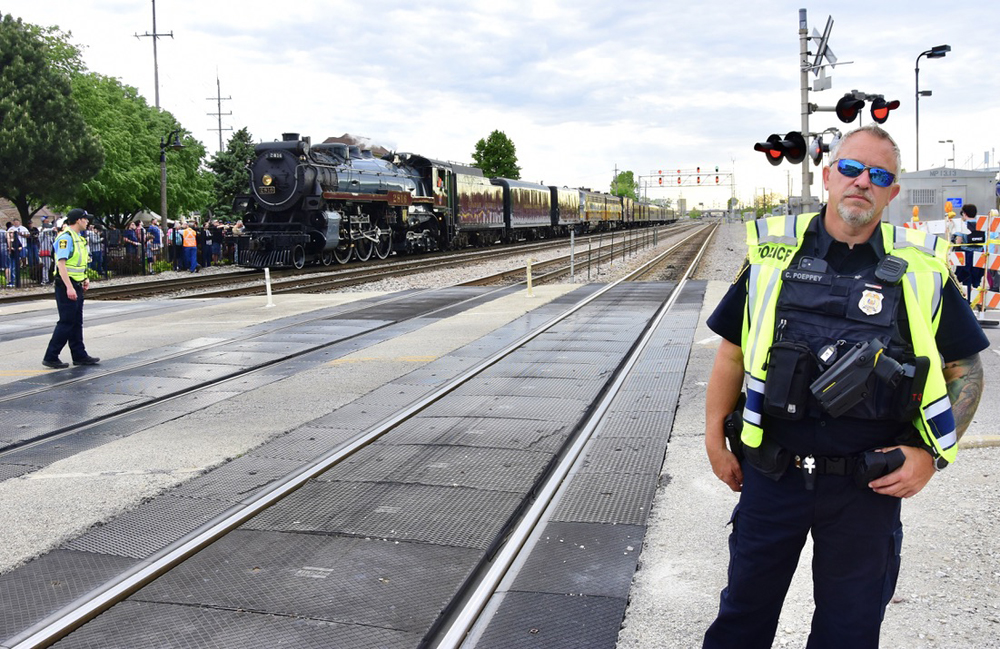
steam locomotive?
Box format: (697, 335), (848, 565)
(234, 133), (674, 269)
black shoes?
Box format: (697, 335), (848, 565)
(42, 359), (69, 369)
(73, 357), (100, 366)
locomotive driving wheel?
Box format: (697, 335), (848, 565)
(333, 241), (352, 264)
(374, 227), (391, 260)
(321, 251), (334, 266)
(354, 235), (373, 262)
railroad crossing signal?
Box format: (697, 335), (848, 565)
(870, 96), (900, 123)
(833, 92), (900, 124)
(834, 93), (865, 123)
(754, 132), (807, 166)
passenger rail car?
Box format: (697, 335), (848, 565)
(235, 133), (675, 269)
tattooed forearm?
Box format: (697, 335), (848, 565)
(943, 354), (984, 439)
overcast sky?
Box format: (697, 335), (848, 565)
(7, 1), (999, 208)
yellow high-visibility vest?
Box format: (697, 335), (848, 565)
(741, 213), (958, 463)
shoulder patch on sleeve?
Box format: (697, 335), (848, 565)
(58, 238), (69, 249)
(732, 258), (750, 285)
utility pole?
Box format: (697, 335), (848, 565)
(798, 9), (811, 210)
(207, 74), (233, 154)
(134, 0), (173, 109)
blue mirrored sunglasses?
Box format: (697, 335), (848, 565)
(835, 159), (896, 188)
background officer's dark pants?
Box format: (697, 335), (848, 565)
(703, 460), (902, 649)
(44, 279), (89, 363)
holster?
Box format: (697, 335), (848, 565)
(854, 448), (906, 488)
(723, 393), (746, 461)
(743, 435), (791, 481)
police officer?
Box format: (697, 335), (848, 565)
(703, 125), (987, 649)
(42, 208), (100, 369)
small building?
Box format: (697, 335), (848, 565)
(886, 167), (998, 226)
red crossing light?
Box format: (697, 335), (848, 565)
(835, 93), (866, 123)
(870, 96), (900, 124)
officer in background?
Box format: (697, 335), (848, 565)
(42, 208), (100, 369)
(702, 125), (986, 648)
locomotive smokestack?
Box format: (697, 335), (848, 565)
(282, 133), (300, 142)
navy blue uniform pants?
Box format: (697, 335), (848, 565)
(44, 279), (89, 363)
(703, 461), (903, 649)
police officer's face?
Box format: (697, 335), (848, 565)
(824, 132), (901, 228)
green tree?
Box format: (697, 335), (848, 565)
(66, 70), (210, 227)
(471, 130), (520, 179)
(611, 170), (639, 199)
(0, 14), (103, 222)
(207, 127), (256, 220)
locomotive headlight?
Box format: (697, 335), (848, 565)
(262, 174), (273, 186)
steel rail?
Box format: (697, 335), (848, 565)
(1, 246), (666, 649)
(432, 226), (717, 649)
(2, 225), (705, 648)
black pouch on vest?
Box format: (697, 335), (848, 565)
(762, 341), (816, 420)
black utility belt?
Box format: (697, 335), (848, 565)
(744, 437), (905, 491)
(762, 338), (928, 422)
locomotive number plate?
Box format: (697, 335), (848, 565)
(258, 186), (276, 194)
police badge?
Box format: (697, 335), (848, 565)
(858, 290), (883, 315)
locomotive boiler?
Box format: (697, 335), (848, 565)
(236, 133), (452, 268)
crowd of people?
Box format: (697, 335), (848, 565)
(0, 215), (246, 288)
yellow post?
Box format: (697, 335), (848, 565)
(526, 258), (536, 297)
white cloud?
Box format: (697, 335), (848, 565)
(6, 0), (998, 209)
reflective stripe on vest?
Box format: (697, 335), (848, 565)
(740, 214), (958, 463)
(183, 229), (197, 247)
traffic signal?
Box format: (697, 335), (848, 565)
(835, 93), (866, 123)
(754, 132), (807, 165)
(870, 96), (900, 124)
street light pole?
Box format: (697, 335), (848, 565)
(914, 44), (951, 171)
(159, 129), (185, 250)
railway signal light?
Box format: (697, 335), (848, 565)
(809, 137), (830, 166)
(835, 93), (866, 123)
(658, 177), (663, 185)
(870, 96), (900, 124)
(754, 131), (807, 166)
(755, 135), (785, 166)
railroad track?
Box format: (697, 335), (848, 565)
(1, 226), (712, 648)
(0, 225), (691, 305)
